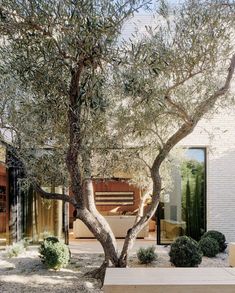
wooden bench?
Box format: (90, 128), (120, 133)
(104, 268), (235, 293)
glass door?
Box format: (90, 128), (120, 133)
(157, 148), (206, 244)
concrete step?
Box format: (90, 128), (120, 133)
(104, 267), (235, 293)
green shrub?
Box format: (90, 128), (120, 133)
(169, 236), (202, 267)
(22, 238), (31, 249)
(201, 230), (227, 252)
(137, 246), (157, 264)
(6, 242), (25, 258)
(39, 239), (70, 270)
(199, 237), (219, 257)
(43, 236), (60, 244)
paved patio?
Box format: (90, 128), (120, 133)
(69, 232), (168, 255)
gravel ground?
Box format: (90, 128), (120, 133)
(0, 247), (102, 293)
(0, 245), (229, 293)
(129, 245), (229, 268)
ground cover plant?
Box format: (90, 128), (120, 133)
(6, 241), (25, 258)
(137, 246), (157, 264)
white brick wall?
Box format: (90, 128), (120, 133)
(179, 108), (235, 242)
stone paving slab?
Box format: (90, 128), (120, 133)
(104, 268), (235, 293)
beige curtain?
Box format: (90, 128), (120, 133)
(25, 187), (63, 242)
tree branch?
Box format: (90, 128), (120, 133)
(136, 152), (151, 171)
(0, 139), (76, 205)
(164, 70), (204, 123)
(154, 53), (235, 171)
(166, 70), (203, 93)
(119, 53), (235, 263)
(33, 182), (75, 204)
(1, 8), (76, 64)
(193, 54), (235, 123)
(164, 95), (191, 123)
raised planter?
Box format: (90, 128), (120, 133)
(104, 268), (235, 293)
(229, 242), (235, 267)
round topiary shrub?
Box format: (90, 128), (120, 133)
(39, 239), (70, 270)
(137, 246), (157, 264)
(169, 236), (202, 267)
(201, 230), (227, 252)
(199, 236), (219, 257)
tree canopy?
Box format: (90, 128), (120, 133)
(0, 0), (151, 187)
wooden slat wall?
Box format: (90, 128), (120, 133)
(95, 191), (134, 205)
(69, 179), (142, 226)
(93, 179), (141, 214)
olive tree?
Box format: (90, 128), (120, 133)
(0, 0), (152, 275)
(0, 0), (235, 277)
(113, 0), (235, 264)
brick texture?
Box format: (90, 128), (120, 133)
(179, 108), (235, 242)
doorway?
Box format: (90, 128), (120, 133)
(157, 148), (207, 245)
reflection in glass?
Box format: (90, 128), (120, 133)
(158, 148), (206, 244)
(181, 148), (206, 241)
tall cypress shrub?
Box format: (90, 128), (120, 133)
(191, 174), (201, 240)
(185, 179), (191, 236)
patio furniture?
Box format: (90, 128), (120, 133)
(73, 215), (149, 238)
(162, 219), (186, 240)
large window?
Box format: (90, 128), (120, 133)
(157, 148), (206, 245)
